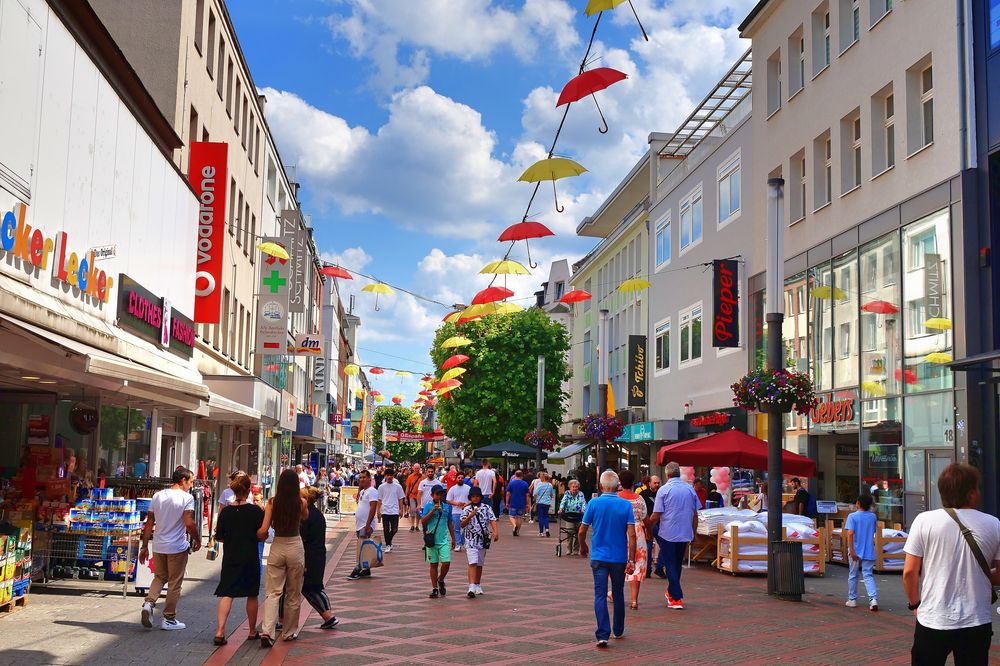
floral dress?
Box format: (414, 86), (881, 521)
(618, 490), (647, 582)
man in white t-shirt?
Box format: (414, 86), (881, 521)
(446, 471), (471, 551)
(903, 463), (1000, 664)
(475, 461), (495, 502)
(139, 467), (199, 631)
(376, 468), (406, 552)
(348, 470), (380, 580)
(417, 467), (438, 508)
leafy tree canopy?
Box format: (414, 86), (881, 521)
(429, 308), (570, 452)
(372, 405), (421, 463)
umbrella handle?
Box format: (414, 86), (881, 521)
(526, 239), (538, 270)
(374, 293), (381, 312)
(592, 93), (609, 134)
(552, 180), (565, 213)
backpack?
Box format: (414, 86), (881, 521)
(805, 492), (818, 518)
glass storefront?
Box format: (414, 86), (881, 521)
(98, 406), (149, 478)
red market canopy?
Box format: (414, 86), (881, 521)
(655, 429), (817, 477)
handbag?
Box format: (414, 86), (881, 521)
(423, 504), (444, 548)
(944, 508), (999, 604)
(205, 536), (219, 561)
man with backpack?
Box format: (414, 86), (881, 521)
(789, 477), (816, 517)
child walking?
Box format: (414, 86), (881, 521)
(460, 487), (498, 598)
(420, 484), (455, 598)
(844, 493), (879, 611)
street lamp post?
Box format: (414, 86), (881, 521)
(536, 355), (545, 470)
(597, 309), (610, 471)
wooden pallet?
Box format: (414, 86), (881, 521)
(827, 521), (905, 573)
(0, 594), (28, 616)
(717, 524), (826, 576)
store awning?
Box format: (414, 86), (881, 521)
(204, 375), (281, 425)
(207, 391), (262, 423)
(475, 440), (548, 459)
(294, 413), (326, 442)
(947, 350), (1000, 372)
(656, 428), (817, 476)
(548, 441), (593, 462)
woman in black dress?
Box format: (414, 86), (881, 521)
(213, 471), (264, 645)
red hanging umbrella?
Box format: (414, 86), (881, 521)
(456, 315), (481, 325)
(432, 379), (462, 391)
(560, 289), (592, 304)
(894, 368), (919, 385)
(442, 354), (469, 371)
(655, 429), (816, 476)
(319, 265), (352, 280)
(472, 286), (515, 305)
(498, 221), (554, 242)
(369, 390), (381, 397)
(421, 375), (432, 382)
(391, 396), (402, 405)
(862, 300), (899, 315)
(369, 367), (384, 375)
(556, 67), (629, 134)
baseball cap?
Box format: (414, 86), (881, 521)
(431, 484), (446, 495)
(468, 487), (483, 499)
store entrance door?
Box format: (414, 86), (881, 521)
(161, 434), (178, 477)
(925, 449), (953, 511)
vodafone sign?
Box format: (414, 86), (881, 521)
(188, 142), (228, 323)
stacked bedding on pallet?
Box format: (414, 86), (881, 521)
(719, 514), (822, 573)
(881, 527), (907, 568)
(696, 508), (758, 536)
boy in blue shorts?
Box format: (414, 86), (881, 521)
(421, 484), (456, 598)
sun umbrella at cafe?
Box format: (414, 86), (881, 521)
(560, 289), (592, 304)
(442, 354), (470, 371)
(557, 67), (628, 134)
(518, 158), (587, 213)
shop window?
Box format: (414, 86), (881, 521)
(809, 262), (834, 391)
(902, 209), (952, 394)
(654, 318), (671, 374)
(99, 406), (149, 478)
(904, 392), (954, 449)
(679, 303), (702, 367)
(784, 272), (808, 373)
(861, 397), (903, 526)
(860, 233), (901, 398)
(197, 429), (221, 475)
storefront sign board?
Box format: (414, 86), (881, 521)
(712, 259), (740, 348)
(255, 236), (290, 354)
(627, 335), (646, 407)
(188, 142), (227, 323)
(616, 421), (654, 443)
(291, 333), (323, 356)
(809, 390), (859, 432)
(281, 210), (308, 314)
(338, 486), (359, 514)
(280, 390), (297, 431)
(117, 274), (195, 358)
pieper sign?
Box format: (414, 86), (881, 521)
(712, 259), (739, 348)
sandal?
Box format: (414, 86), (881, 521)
(260, 635), (274, 649)
(630, 603), (639, 610)
(246, 633), (260, 641)
(213, 636), (227, 646)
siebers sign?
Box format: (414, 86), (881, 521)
(188, 142), (228, 323)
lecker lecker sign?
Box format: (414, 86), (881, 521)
(627, 335), (646, 407)
(712, 259), (740, 348)
(189, 142), (228, 323)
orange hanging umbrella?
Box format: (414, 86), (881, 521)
(472, 286), (515, 305)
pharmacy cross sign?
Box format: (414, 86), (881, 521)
(263, 270), (286, 293)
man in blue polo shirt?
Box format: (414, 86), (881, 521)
(579, 470), (636, 649)
(645, 461), (699, 609)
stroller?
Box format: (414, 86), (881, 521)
(555, 511), (583, 557)
(326, 487), (341, 515)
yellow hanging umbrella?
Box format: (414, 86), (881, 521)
(925, 352), (953, 364)
(861, 380), (886, 397)
(441, 367), (467, 382)
(355, 388), (365, 399)
(362, 282), (395, 311)
(480, 260), (531, 275)
(256, 241), (289, 260)
(583, 0), (648, 40)
(493, 302), (524, 315)
(443, 311), (462, 324)
(518, 157), (588, 212)
(618, 278), (652, 293)
(395, 370), (412, 378)
(374, 394), (385, 403)
(810, 285), (846, 300)
(437, 385), (459, 396)
(924, 317), (953, 330)
(441, 336), (472, 349)
(344, 363), (360, 376)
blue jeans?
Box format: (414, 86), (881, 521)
(590, 560), (626, 641)
(451, 513), (464, 547)
(645, 540), (654, 578)
(537, 504), (550, 533)
(656, 537), (687, 601)
(848, 558), (877, 602)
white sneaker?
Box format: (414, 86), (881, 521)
(870, 599), (879, 612)
(383, 545), (392, 553)
(140, 602), (154, 628)
(845, 599), (857, 608)
(161, 618), (186, 631)
(453, 545), (462, 552)
(475, 585), (484, 595)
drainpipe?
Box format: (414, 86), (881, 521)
(957, 0), (975, 170)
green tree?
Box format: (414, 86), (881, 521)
(372, 405), (422, 462)
(430, 308), (570, 452)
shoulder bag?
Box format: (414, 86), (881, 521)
(423, 504), (445, 548)
(944, 508), (999, 604)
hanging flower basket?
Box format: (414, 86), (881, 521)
(524, 430), (558, 451)
(731, 368), (817, 416)
(582, 414), (625, 441)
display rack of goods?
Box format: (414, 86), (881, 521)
(828, 521), (907, 572)
(717, 515), (826, 576)
(0, 522), (33, 613)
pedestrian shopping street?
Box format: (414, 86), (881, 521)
(4, 515), (993, 666)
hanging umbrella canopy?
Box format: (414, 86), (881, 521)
(493, 302), (523, 315)
(355, 388), (365, 399)
(518, 158), (587, 213)
(363, 283), (394, 295)
(655, 429), (816, 476)
(442, 354), (470, 371)
(374, 395), (385, 403)
(472, 286), (515, 305)
(557, 67), (628, 133)
(560, 289), (592, 304)
(498, 221), (554, 242)
(344, 363), (360, 376)
(924, 317), (953, 330)
(584, 0), (648, 40)
(391, 396), (402, 405)
(475, 440), (548, 459)
(441, 336), (473, 349)
(437, 385), (459, 396)
(925, 352), (953, 364)
(433, 379), (462, 391)
(419, 389), (434, 397)
(810, 285), (846, 300)
(894, 368), (919, 384)
(369, 390), (381, 397)
(441, 367), (467, 381)
(861, 380), (887, 397)
(861, 300), (899, 315)
(256, 241), (289, 260)
(319, 265), (352, 280)
(395, 370), (411, 377)
(369, 367), (384, 375)
(618, 278), (652, 293)
(480, 259), (531, 275)
(443, 311), (462, 324)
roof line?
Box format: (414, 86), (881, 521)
(738, 0), (772, 34)
(575, 150), (650, 235)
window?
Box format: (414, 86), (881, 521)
(244, 310), (251, 368)
(788, 29), (806, 96)
(228, 178), (236, 235)
(216, 39), (225, 97)
(718, 152), (741, 225)
(813, 132), (832, 208)
(872, 86), (895, 174)
(839, 322), (851, 358)
(797, 285), (806, 312)
(885, 94), (895, 168)
(226, 57), (234, 116)
(655, 213), (671, 267)
(863, 253), (877, 292)
(870, 0), (892, 26)
(235, 191), (244, 246)
(244, 201), (251, 252)
(222, 289), (231, 356)
(907, 59), (934, 154)
(882, 244), (897, 285)
(800, 155), (807, 218)
(583, 279), (592, 311)
(194, 0), (205, 53)
(234, 79), (242, 134)
(839, 0), (859, 52)
(811, 5), (831, 76)
(823, 11), (831, 66)
(679, 304), (703, 365)
(654, 319), (671, 373)
(992, 0), (1000, 50)
(852, 117), (862, 188)
(254, 128), (261, 172)
(853, 0), (860, 40)
(767, 49), (782, 115)
(241, 94), (249, 146)
(790, 150), (806, 221)
(249, 214), (256, 265)
(206, 10), (216, 76)
(862, 313), (877, 351)
(840, 109), (861, 193)
(237, 303), (244, 365)
(920, 66), (933, 147)
(679, 187), (703, 250)
(555, 282), (565, 300)
(248, 115), (256, 163)
(187, 106), (198, 172)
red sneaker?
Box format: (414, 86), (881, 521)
(667, 596), (684, 610)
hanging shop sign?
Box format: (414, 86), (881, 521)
(627, 335), (647, 407)
(616, 421), (654, 443)
(281, 210), (308, 314)
(117, 275), (196, 358)
(712, 259), (740, 348)
(685, 408), (746, 435)
(0, 202), (115, 304)
(690, 412), (730, 428)
(809, 390), (859, 431)
(291, 333), (323, 356)
(280, 390), (297, 431)
(188, 142), (228, 323)
(923, 253), (943, 319)
(255, 236), (290, 354)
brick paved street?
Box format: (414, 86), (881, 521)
(3, 517), (1000, 666)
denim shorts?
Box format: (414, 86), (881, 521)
(509, 508), (525, 517)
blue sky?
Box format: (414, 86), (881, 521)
(229, 0), (756, 402)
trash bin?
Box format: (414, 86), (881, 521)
(767, 540), (804, 601)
